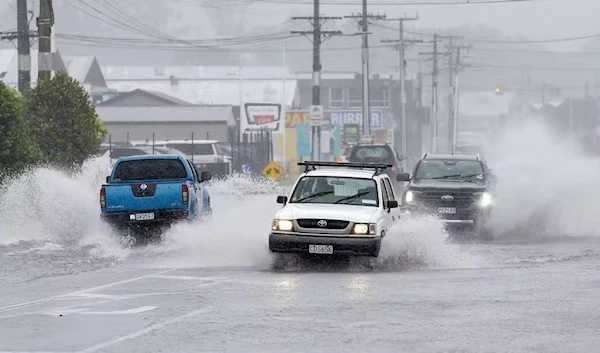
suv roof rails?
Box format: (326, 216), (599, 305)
(298, 161), (392, 176)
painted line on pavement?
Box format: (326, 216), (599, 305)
(0, 269), (177, 313)
(77, 306), (213, 353)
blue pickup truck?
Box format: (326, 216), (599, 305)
(100, 154), (212, 236)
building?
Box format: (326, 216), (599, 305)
(97, 88), (194, 107)
(0, 48), (66, 87)
(96, 105), (236, 143)
(280, 71), (423, 173)
(63, 56), (114, 101)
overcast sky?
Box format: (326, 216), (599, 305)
(210, 0), (599, 51)
(1, 0), (597, 51)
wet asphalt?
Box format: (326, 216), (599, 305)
(0, 237), (599, 353)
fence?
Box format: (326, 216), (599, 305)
(101, 130), (274, 179)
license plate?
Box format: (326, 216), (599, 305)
(308, 244), (333, 254)
(438, 207), (456, 214)
(134, 213), (155, 221)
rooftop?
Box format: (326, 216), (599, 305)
(96, 105), (235, 125)
(423, 153), (480, 161)
(303, 168), (379, 179)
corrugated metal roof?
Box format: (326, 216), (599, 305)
(105, 79), (298, 106)
(102, 65), (292, 80)
(96, 106), (235, 125)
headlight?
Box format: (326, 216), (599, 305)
(479, 192), (492, 207)
(352, 223), (376, 235)
(405, 190), (420, 204)
(272, 219), (294, 231)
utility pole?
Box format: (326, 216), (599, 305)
(431, 34), (439, 153)
(292, 1), (342, 161)
(344, 11), (386, 139)
(450, 43), (470, 153)
(38, 0), (54, 81)
(447, 36), (454, 152)
(381, 14), (419, 171)
(419, 35), (451, 153)
(17, 0), (31, 92)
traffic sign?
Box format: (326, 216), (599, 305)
(262, 160), (284, 181)
(309, 105), (324, 126)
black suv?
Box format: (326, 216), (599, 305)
(397, 153), (496, 240)
(348, 143), (404, 189)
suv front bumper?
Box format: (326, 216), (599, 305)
(269, 232), (381, 257)
(402, 204), (492, 226)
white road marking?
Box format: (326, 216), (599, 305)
(0, 351), (68, 353)
(149, 275), (227, 281)
(45, 306), (159, 317)
(77, 306), (213, 353)
(0, 269), (177, 313)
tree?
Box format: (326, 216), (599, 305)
(26, 71), (107, 168)
(0, 82), (40, 175)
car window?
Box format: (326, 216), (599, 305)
(380, 179), (389, 205)
(383, 177), (395, 200)
(165, 143), (214, 155)
(110, 148), (152, 158)
(349, 146), (394, 163)
(113, 159), (189, 181)
(290, 176), (378, 207)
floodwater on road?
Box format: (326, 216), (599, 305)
(0, 236), (599, 353)
(2, 128), (600, 353)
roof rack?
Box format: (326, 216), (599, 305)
(298, 161), (392, 176)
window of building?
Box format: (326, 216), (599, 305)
(348, 87), (362, 108)
(371, 87), (390, 108)
(329, 87), (345, 108)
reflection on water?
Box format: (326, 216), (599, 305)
(346, 275), (372, 300)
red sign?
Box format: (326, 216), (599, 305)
(255, 115), (276, 125)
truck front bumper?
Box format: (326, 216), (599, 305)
(269, 232), (381, 257)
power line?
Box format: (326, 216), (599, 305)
(216, 0), (534, 5)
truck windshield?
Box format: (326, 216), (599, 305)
(113, 159), (188, 181)
(290, 176), (378, 207)
(414, 159), (484, 180)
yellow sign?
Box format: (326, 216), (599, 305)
(262, 160), (284, 180)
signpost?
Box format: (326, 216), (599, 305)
(309, 105), (324, 126)
(262, 160), (284, 181)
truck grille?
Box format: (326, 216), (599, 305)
(296, 219), (350, 230)
(417, 190), (478, 208)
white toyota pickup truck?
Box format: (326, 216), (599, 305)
(269, 161), (402, 257)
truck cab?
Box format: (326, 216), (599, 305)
(100, 155), (212, 236)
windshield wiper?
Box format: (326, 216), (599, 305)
(334, 191), (370, 204)
(429, 174), (462, 179)
(294, 190), (334, 203)
(461, 173), (483, 179)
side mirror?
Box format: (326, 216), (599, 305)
(105, 176), (110, 183)
(386, 200), (399, 209)
(200, 171), (212, 182)
(277, 195), (288, 204)
(396, 173), (411, 182)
